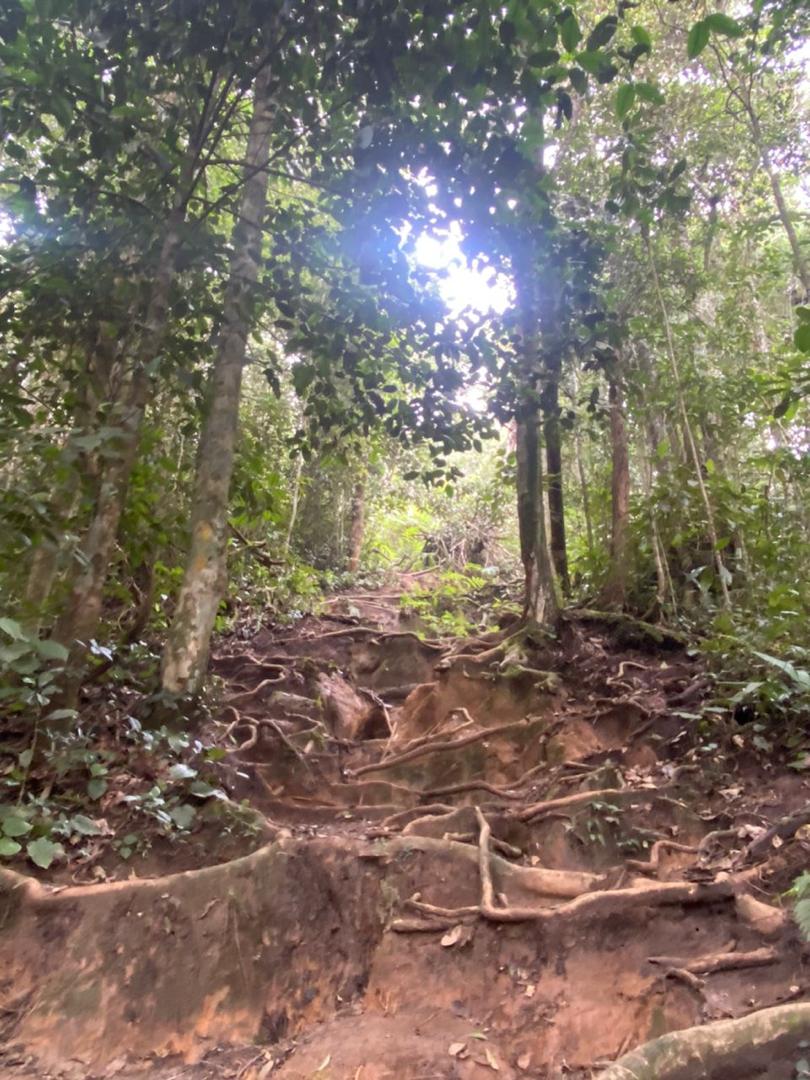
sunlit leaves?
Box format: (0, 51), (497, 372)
(687, 20), (711, 59)
(558, 12), (582, 52)
(615, 83), (635, 119)
(688, 13), (744, 59)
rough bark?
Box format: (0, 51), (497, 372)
(595, 1003), (810, 1080)
(542, 358), (570, 595)
(514, 256), (558, 627)
(161, 67), (276, 696)
(599, 366), (631, 608)
(346, 478), (366, 573)
(50, 209), (185, 692)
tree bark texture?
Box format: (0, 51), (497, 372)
(542, 359), (570, 595)
(161, 67), (276, 696)
(514, 255), (559, 627)
(599, 368), (631, 608)
(346, 479), (366, 573)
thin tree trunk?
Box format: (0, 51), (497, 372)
(542, 359), (570, 595)
(50, 201), (188, 701)
(514, 256), (558, 627)
(21, 479), (81, 632)
(161, 67), (276, 696)
(571, 368), (595, 559)
(346, 478), (365, 573)
(599, 366), (631, 609)
(748, 112), (809, 298)
(645, 235), (731, 610)
(283, 452), (304, 557)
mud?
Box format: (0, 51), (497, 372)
(1, 590), (809, 1079)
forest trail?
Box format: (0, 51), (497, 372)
(2, 585), (810, 1080)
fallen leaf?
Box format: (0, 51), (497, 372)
(448, 1042), (466, 1058)
(516, 1052), (532, 1071)
(524, 983), (535, 998)
(470, 1031), (488, 1040)
(441, 924), (465, 947)
(484, 1047), (500, 1071)
(315, 1054), (331, 1073)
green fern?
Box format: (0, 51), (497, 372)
(788, 873), (810, 941)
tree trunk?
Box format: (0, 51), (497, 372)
(748, 111), (809, 299)
(645, 235), (731, 609)
(571, 367), (595, 559)
(514, 256), (558, 627)
(599, 368), (631, 608)
(21, 484), (80, 634)
(346, 478), (365, 573)
(49, 200), (188, 704)
(542, 360), (570, 595)
(161, 68), (276, 696)
(283, 452), (304, 557)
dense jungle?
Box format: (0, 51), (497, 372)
(1, 0), (809, 1076)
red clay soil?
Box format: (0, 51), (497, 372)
(1, 591), (809, 1079)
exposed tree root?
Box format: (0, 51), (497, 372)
(593, 1002), (810, 1079)
(349, 718), (533, 778)
(517, 785), (664, 823)
(222, 706), (313, 763)
(741, 803), (810, 863)
(444, 832), (523, 858)
(421, 780), (522, 801)
(648, 947), (780, 974)
(378, 804), (456, 830)
(566, 608), (688, 648)
(390, 917), (459, 933)
(227, 674), (288, 706)
(625, 840), (699, 876)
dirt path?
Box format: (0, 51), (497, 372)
(2, 588), (809, 1078)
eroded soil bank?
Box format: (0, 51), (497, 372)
(2, 591), (809, 1079)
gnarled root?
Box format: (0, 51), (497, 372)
(593, 1002), (810, 1079)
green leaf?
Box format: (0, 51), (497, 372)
(575, 50), (605, 76)
(87, 778), (107, 799)
(0, 838), (22, 857)
(2, 815), (32, 838)
(37, 639), (69, 661)
(26, 837), (64, 869)
(528, 49), (560, 67)
(635, 81), (664, 104)
(0, 617), (25, 640)
(631, 25), (652, 48)
(752, 651), (810, 691)
(189, 780), (226, 799)
(704, 13), (745, 37)
(70, 814), (101, 836)
(44, 708), (77, 722)
(795, 323), (810, 353)
(170, 804), (196, 830)
(687, 20), (710, 59)
(794, 898), (810, 941)
(560, 13), (582, 52)
(204, 747), (227, 762)
(168, 763), (198, 780)
(615, 84), (636, 118)
(586, 15), (618, 51)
